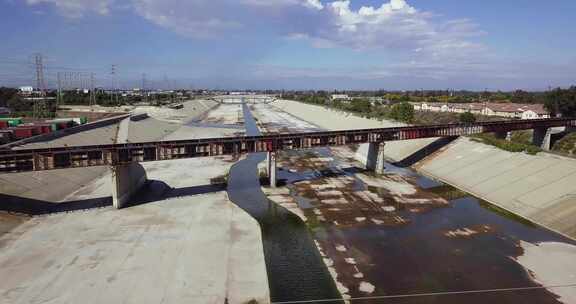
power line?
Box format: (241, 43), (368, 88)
(271, 283), (576, 304)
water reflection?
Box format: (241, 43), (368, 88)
(225, 103), (342, 303)
(279, 146), (574, 304)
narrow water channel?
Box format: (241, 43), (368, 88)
(226, 103), (342, 302)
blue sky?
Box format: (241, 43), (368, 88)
(1, 0), (575, 90)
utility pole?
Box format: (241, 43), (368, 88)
(57, 72), (62, 110)
(33, 53), (49, 119)
(142, 73), (149, 105)
(111, 64), (117, 106)
(90, 72), (96, 107)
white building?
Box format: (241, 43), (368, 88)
(412, 102), (550, 120)
(19, 86), (34, 95)
(331, 94), (351, 102)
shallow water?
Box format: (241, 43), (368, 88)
(225, 103), (342, 303)
(230, 102), (576, 303)
(283, 147), (576, 303)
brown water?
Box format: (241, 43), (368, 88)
(277, 148), (576, 303)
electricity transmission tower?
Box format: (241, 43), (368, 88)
(33, 53), (50, 119)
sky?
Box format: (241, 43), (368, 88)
(1, 0), (575, 90)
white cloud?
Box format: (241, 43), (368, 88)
(22, 0), (482, 58)
(131, 0), (244, 38)
(241, 0), (322, 10)
(24, 0), (114, 18)
(304, 0), (323, 10)
(22, 0), (487, 72)
(290, 0), (485, 61)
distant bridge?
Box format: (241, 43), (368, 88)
(1, 118), (574, 174)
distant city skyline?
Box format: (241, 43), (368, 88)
(1, 0), (575, 90)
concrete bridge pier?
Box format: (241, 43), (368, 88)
(266, 152), (277, 188)
(494, 131), (512, 141)
(532, 127), (552, 151)
(366, 142), (386, 174)
(111, 162), (148, 209)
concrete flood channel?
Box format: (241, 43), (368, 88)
(232, 102), (576, 303)
(226, 103), (342, 303)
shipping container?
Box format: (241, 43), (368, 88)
(0, 121), (8, 129)
(47, 119), (75, 128)
(13, 127), (37, 139)
(33, 124), (52, 134)
(0, 117), (23, 127)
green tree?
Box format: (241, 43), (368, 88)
(544, 87), (576, 117)
(390, 102), (414, 123)
(0, 87), (19, 107)
(459, 111), (476, 124)
(349, 98), (372, 113)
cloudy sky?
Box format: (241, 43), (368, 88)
(1, 0), (575, 90)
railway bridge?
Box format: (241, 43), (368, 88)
(1, 118), (575, 208)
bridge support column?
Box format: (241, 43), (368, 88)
(494, 131), (512, 141)
(366, 142), (386, 174)
(266, 152), (277, 188)
(111, 162), (147, 209)
(532, 127), (552, 151)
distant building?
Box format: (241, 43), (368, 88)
(19, 86), (34, 95)
(331, 94), (351, 102)
(412, 102), (550, 120)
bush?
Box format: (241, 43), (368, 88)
(389, 102), (414, 123)
(459, 111), (476, 124)
(471, 133), (541, 155)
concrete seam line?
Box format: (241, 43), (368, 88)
(271, 283), (576, 304)
(511, 167), (576, 206)
(467, 155), (534, 189)
(481, 157), (558, 196)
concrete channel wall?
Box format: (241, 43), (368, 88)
(417, 137), (576, 239)
(109, 100), (220, 208)
(3, 114), (130, 149)
(111, 162), (147, 209)
(271, 99), (436, 161)
(272, 100), (576, 240)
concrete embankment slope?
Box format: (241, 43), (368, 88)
(271, 99), (576, 240)
(0, 102), (270, 303)
(271, 99), (436, 162)
(0, 121), (121, 204)
(418, 137), (576, 239)
(0, 99), (219, 210)
(0, 158), (270, 304)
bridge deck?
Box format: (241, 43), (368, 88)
(0, 118), (574, 173)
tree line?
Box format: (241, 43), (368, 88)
(282, 86), (576, 120)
